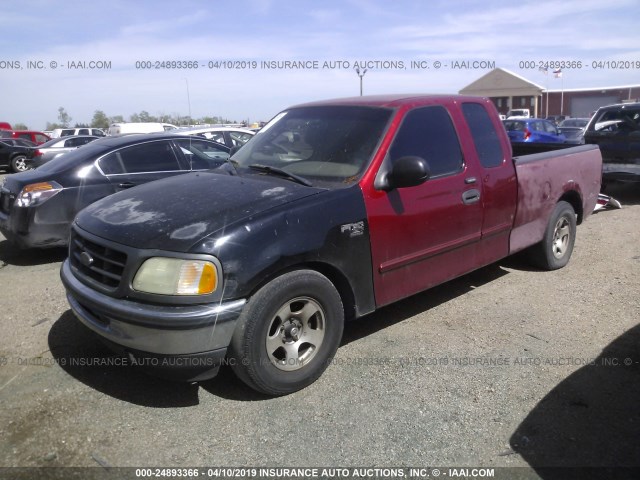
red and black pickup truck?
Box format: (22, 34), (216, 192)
(60, 95), (602, 395)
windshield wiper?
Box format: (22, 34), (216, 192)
(248, 164), (313, 187)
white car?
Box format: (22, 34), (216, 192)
(506, 109), (531, 119)
(169, 126), (255, 148)
(50, 127), (105, 138)
(107, 123), (178, 135)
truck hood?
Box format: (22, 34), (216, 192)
(76, 171), (325, 251)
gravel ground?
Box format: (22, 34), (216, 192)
(0, 172), (638, 477)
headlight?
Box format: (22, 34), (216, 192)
(132, 257), (219, 295)
(16, 181), (63, 207)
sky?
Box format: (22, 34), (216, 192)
(2, 0), (640, 129)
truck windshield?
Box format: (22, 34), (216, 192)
(231, 106), (392, 187)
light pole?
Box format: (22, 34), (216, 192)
(355, 67), (367, 96)
(184, 78), (192, 125)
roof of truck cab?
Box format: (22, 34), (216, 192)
(291, 94), (488, 108)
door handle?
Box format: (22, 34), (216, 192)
(118, 182), (136, 189)
(465, 177), (477, 184)
(462, 189), (481, 205)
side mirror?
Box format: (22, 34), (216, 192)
(385, 156), (430, 190)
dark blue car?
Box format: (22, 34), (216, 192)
(503, 118), (566, 143)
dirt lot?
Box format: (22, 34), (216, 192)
(0, 173), (638, 477)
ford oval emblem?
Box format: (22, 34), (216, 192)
(80, 251), (94, 267)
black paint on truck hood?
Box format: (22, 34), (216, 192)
(75, 171), (325, 251)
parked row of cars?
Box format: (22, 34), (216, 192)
(0, 125), (256, 173)
(503, 117), (590, 144)
(504, 102), (640, 187)
(0, 134), (234, 248)
(0, 124), (257, 246)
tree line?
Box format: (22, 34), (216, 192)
(33, 107), (242, 131)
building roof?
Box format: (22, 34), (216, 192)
(459, 68), (545, 96)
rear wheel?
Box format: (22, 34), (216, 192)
(11, 155), (29, 173)
(228, 270), (344, 395)
(528, 201), (577, 270)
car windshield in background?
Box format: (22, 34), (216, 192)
(231, 106), (392, 187)
(559, 119), (588, 128)
(592, 107), (640, 132)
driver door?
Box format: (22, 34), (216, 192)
(364, 104), (484, 307)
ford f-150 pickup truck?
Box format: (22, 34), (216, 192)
(60, 95), (602, 395)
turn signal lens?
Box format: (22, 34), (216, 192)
(16, 181), (63, 207)
(23, 182), (56, 193)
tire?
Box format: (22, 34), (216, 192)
(528, 201), (577, 270)
(11, 155), (29, 173)
(228, 270), (344, 395)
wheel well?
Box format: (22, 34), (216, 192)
(559, 190), (583, 224)
(248, 262), (357, 322)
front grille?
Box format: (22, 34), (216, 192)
(70, 229), (128, 290)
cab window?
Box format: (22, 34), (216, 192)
(389, 106), (463, 177)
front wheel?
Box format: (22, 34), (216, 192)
(11, 155), (29, 173)
(228, 270), (344, 395)
(528, 201), (577, 270)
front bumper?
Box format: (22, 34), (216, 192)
(0, 201), (69, 249)
(61, 259), (246, 381)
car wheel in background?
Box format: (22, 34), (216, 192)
(11, 155), (30, 173)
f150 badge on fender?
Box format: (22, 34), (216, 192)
(341, 221), (365, 237)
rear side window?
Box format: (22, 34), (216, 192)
(504, 121), (525, 132)
(389, 106), (463, 177)
(99, 141), (182, 174)
(462, 103), (504, 168)
(66, 137), (93, 147)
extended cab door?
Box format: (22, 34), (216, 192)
(363, 103), (485, 307)
(459, 101), (518, 265)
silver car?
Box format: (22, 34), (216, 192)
(31, 135), (99, 167)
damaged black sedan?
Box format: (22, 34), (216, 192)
(0, 134), (231, 249)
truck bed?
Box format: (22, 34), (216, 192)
(510, 144), (602, 253)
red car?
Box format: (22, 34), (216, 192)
(0, 130), (50, 145)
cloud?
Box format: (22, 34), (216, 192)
(120, 10), (209, 36)
(4, 0), (640, 129)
